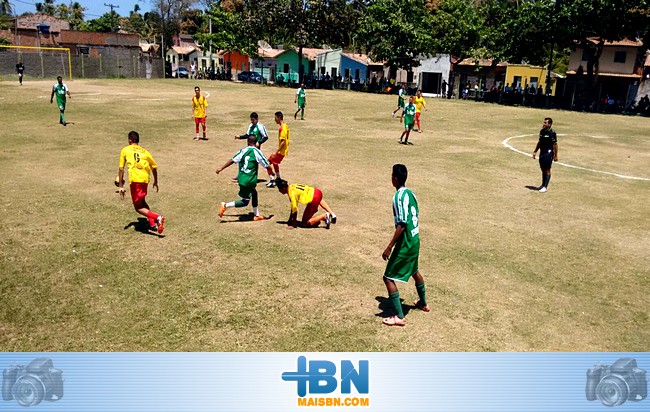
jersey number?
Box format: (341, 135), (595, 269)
(134, 153), (141, 163)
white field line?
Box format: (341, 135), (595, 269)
(502, 134), (650, 182)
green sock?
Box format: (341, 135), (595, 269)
(60, 113), (64, 123)
(416, 282), (427, 306)
(234, 200), (246, 208)
(389, 291), (404, 318)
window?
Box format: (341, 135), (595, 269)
(354, 69), (360, 79)
(614, 51), (626, 63)
(283, 63), (289, 73)
(344, 68), (350, 78)
(530, 77), (538, 88)
(320, 66), (325, 74)
(77, 46), (89, 55)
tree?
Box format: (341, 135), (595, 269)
(151, 0), (198, 53)
(0, 0), (12, 15)
(56, 2), (86, 30)
(36, 0), (56, 15)
(428, 0), (484, 60)
(195, 4), (257, 57)
(86, 11), (121, 32)
(358, 0), (437, 71)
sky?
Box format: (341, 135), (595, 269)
(11, 0), (156, 20)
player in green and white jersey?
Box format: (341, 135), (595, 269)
(381, 164), (429, 326)
(235, 112), (269, 148)
(399, 96), (417, 145)
(216, 135), (275, 221)
(294, 83), (306, 120)
(50, 76), (71, 126)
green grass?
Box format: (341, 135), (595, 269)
(0, 78), (648, 352)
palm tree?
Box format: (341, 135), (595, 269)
(0, 0), (13, 16)
(36, 0), (56, 15)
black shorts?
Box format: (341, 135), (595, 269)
(539, 151), (554, 170)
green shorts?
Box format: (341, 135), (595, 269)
(397, 98), (405, 108)
(238, 184), (256, 200)
(56, 99), (66, 111)
(404, 121), (414, 131)
(383, 253), (419, 283)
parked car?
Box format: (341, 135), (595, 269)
(177, 66), (189, 78)
(237, 71), (265, 83)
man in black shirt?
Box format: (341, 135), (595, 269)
(532, 117), (558, 192)
(16, 62), (24, 85)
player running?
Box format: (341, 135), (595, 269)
(216, 135), (275, 221)
(399, 96), (417, 144)
(117, 131), (166, 234)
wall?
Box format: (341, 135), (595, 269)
(0, 47), (163, 79)
(568, 46), (639, 75)
(315, 49), (341, 77)
(340, 55), (367, 81)
(276, 50), (310, 83)
(505, 65), (556, 94)
(414, 54), (451, 94)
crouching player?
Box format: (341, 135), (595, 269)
(275, 179), (337, 229)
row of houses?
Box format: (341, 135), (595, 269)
(3, 14), (649, 105)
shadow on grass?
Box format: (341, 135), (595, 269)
(525, 185), (541, 191)
(374, 296), (411, 318)
(219, 212), (274, 223)
(123, 217), (164, 237)
(274, 220), (328, 229)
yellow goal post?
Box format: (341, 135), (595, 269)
(0, 45), (72, 81)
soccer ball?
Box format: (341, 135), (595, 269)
(114, 176), (125, 187)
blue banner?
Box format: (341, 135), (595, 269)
(0, 353), (647, 411)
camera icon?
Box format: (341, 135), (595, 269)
(586, 358), (647, 407)
(2, 358), (64, 407)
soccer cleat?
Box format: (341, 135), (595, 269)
(218, 202), (226, 218)
(157, 216), (165, 234)
(539, 187), (548, 193)
(325, 213), (331, 229)
(266, 180), (276, 188)
(253, 215), (266, 221)
(149, 225), (158, 232)
(391, 112), (395, 118)
(294, 113), (297, 120)
(331, 214), (337, 224)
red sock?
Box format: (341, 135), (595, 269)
(146, 210), (159, 222)
(148, 218), (156, 227)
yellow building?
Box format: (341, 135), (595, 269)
(504, 64), (558, 95)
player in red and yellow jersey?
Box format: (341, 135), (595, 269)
(266, 111), (290, 188)
(192, 86), (208, 141)
(117, 131), (166, 234)
(275, 179), (337, 229)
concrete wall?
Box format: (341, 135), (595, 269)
(568, 46), (640, 75)
(315, 49), (341, 77)
(0, 47), (163, 79)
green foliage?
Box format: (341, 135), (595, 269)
(429, 0), (484, 59)
(195, 4), (257, 56)
(85, 11), (120, 33)
(0, 36), (11, 45)
(358, 0), (437, 70)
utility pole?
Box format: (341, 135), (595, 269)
(104, 3), (120, 32)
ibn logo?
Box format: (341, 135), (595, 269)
(282, 356), (369, 397)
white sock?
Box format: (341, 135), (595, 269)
(253, 207), (259, 216)
(225, 201), (236, 208)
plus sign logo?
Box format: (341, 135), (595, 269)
(282, 356), (369, 397)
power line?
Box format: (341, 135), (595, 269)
(104, 3), (119, 32)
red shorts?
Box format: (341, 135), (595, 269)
(268, 153), (285, 165)
(194, 117), (206, 125)
(301, 188), (323, 224)
(130, 182), (148, 205)
(415, 112), (421, 121)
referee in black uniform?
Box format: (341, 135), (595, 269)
(532, 117), (558, 192)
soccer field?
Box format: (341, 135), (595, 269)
(1, 79), (648, 352)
